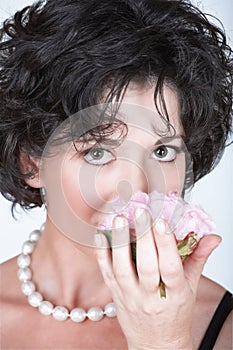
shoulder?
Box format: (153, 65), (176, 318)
(214, 307), (232, 350)
(1, 256), (21, 300)
(1, 255), (26, 312)
(1, 256), (27, 325)
(0, 255), (30, 313)
(1, 257), (40, 349)
(1, 256), (30, 346)
(196, 275), (232, 350)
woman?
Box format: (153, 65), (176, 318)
(0, 0), (232, 348)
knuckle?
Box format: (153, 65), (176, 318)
(138, 264), (156, 277)
(141, 299), (162, 315)
(142, 304), (154, 315)
(162, 263), (180, 280)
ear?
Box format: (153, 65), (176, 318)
(19, 151), (41, 188)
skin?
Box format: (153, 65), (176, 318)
(0, 83), (232, 349)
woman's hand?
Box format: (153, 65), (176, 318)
(94, 208), (221, 350)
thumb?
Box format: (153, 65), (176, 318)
(183, 234), (222, 291)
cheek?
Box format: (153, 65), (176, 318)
(60, 160), (117, 226)
(42, 152), (107, 244)
(161, 154), (186, 194)
(61, 160), (96, 224)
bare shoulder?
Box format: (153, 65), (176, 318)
(1, 255), (25, 313)
(195, 275), (232, 350)
(1, 256), (21, 300)
(0, 256), (28, 348)
(214, 310), (232, 350)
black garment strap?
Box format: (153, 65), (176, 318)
(198, 291), (233, 350)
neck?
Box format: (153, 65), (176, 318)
(30, 218), (112, 310)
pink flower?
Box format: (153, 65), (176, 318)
(98, 190), (215, 296)
(149, 190), (214, 240)
(98, 190), (214, 241)
(98, 191), (150, 230)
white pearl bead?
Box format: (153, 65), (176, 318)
(21, 281), (35, 296)
(70, 308), (86, 323)
(29, 230), (41, 242)
(17, 254), (31, 268)
(17, 267), (32, 281)
(18, 227), (117, 323)
(28, 292), (42, 307)
(22, 240), (34, 254)
(87, 307), (103, 321)
(104, 303), (116, 318)
(52, 306), (69, 321)
(40, 223), (45, 232)
(39, 301), (53, 316)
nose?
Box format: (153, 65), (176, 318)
(115, 151), (168, 200)
(116, 161), (149, 200)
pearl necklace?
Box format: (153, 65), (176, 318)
(17, 224), (116, 322)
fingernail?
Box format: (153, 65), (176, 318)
(94, 234), (103, 247)
(114, 216), (126, 230)
(135, 208), (148, 225)
(155, 219), (165, 235)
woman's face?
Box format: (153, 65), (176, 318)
(41, 83), (188, 245)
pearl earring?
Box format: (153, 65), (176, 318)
(41, 187), (47, 207)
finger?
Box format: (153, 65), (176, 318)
(154, 219), (185, 292)
(111, 215), (138, 290)
(134, 208), (160, 291)
(183, 234), (221, 292)
(94, 233), (118, 290)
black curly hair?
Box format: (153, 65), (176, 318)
(0, 0), (232, 210)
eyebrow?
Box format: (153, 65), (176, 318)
(154, 135), (184, 144)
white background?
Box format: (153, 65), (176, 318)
(0, 0), (233, 291)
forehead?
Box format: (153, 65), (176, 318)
(117, 81), (183, 136)
(44, 82), (183, 155)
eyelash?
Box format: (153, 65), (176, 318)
(151, 145), (181, 162)
(82, 147), (115, 166)
(81, 145), (181, 166)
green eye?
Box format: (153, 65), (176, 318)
(84, 148), (115, 165)
(152, 145), (177, 162)
(155, 146), (168, 158)
(89, 149), (104, 160)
